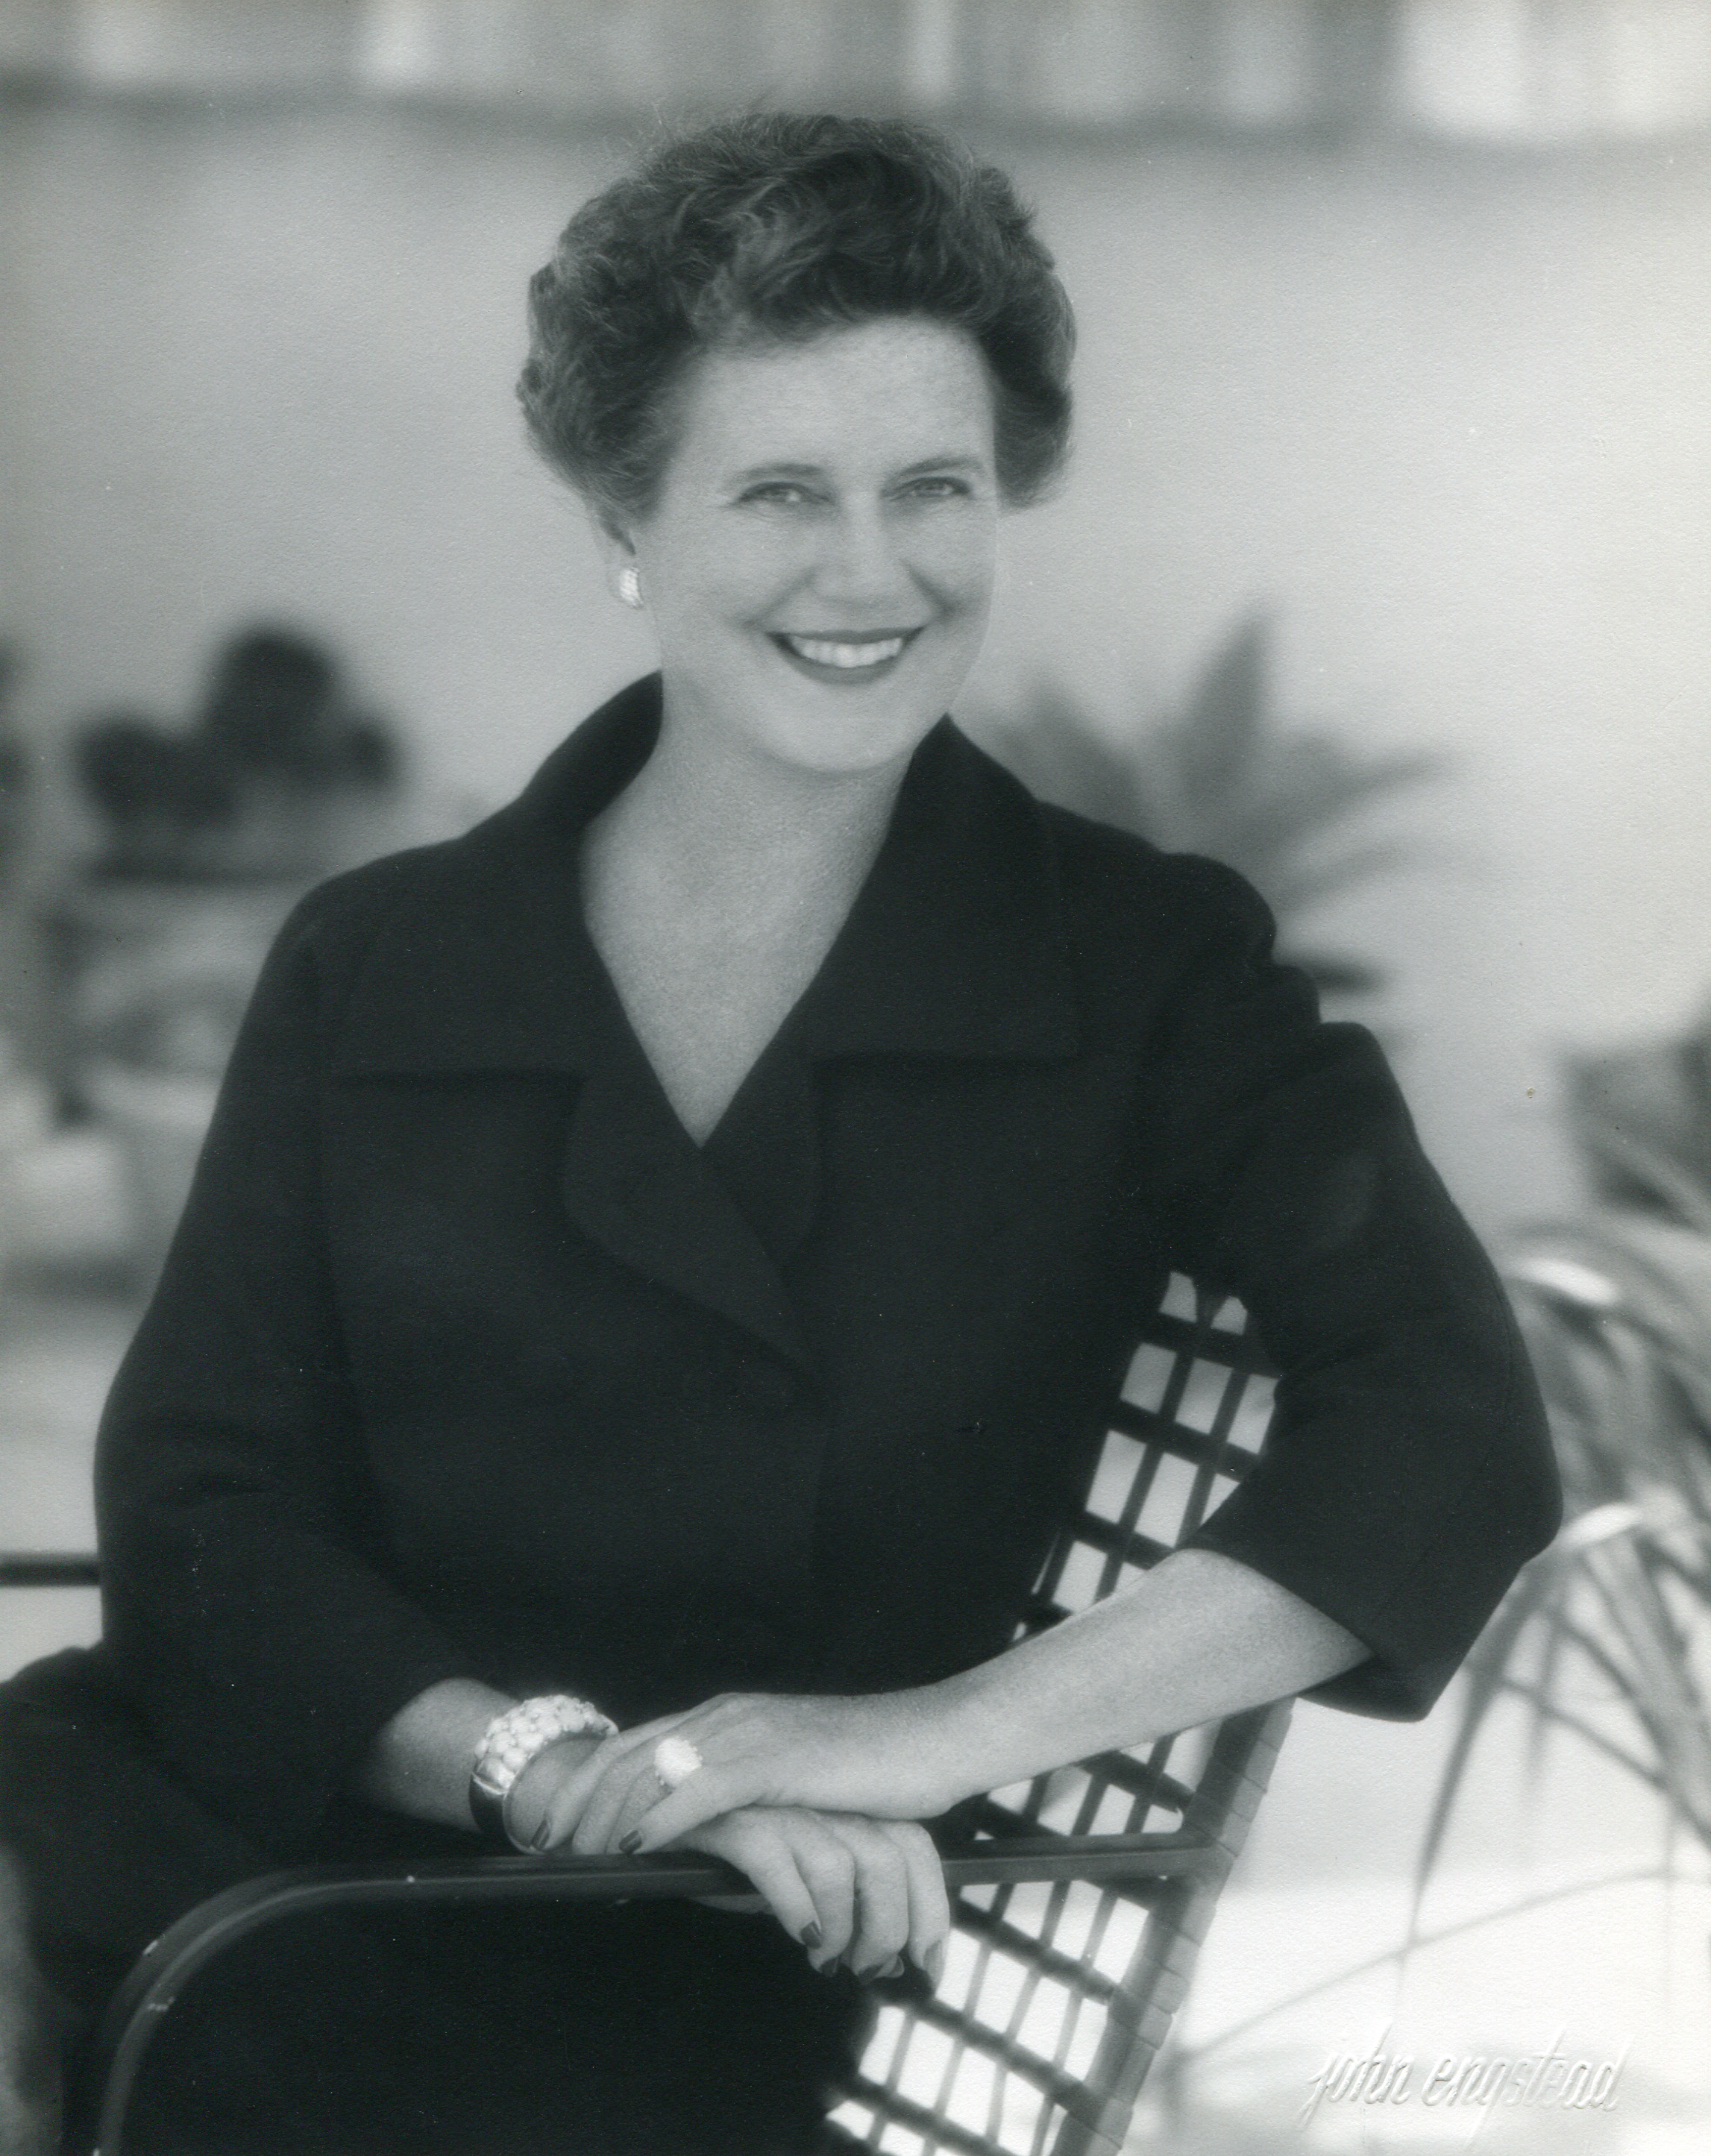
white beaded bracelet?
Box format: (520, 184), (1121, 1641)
(468, 1694), (617, 1849)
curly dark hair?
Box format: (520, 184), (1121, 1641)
(518, 113), (1074, 523)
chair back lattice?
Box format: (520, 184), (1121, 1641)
(826, 1275), (1286, 2156)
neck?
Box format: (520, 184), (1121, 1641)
(594, 693), (918, 902)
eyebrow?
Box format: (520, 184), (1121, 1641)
(896, 454), (988, 480)
(730, 462), (823, 483)
(729, 453), (990, 484)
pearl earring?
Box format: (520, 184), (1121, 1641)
(618, 565), (643, 609)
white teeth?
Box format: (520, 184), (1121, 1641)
(783, 635), (907, 670)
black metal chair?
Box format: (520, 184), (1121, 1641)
(3, 1275), (1288, 2156)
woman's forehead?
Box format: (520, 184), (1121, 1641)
(668, 318), (997, 478)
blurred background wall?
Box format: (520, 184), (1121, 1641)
(3, 0), (1708, 1244)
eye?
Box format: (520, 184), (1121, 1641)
(738, 480), (818, 507)
(899, 474), (973, 502)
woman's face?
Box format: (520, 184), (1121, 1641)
(615, 316), (1000, 778)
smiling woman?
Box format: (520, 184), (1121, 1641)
(0, 113), (1559, 2156)
(580, 318), (1004, 1143)
(609, 320), (999, 755)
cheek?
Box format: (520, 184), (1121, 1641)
(913, 517), (997, 614)
(691, 535), (806, 625)
(642, 505), (797, 626)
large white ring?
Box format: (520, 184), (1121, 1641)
(653, 1735), (705, 1790)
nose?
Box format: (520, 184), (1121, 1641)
(811, 500), (916, 611)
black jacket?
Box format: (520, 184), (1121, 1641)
(95, 675), (1560, 1853)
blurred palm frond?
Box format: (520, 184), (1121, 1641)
(1416, 1012), (1711, 1926)
(1, 641), (26, 887)
(978, 615), (1440, 998)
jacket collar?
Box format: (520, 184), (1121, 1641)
(330, 674), (1078, 1374)
(332, 672), (1079, 1081)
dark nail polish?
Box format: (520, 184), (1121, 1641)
(814, 1958), (840, 1978)
(530, 1820), (552, 1852)
(854, 1961), (886, 1984)
(881, 1955), (905, 1980)
(799, 1923), (823, 1949)
(619, 1831), (643, 1855)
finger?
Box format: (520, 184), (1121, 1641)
(528, 1732), (610, 1851)
(538, 1729), (674, 1852)
(577, 1720), (746, 1854)
(502, 1732), (607, 1852)
(601, 1761), (679, 1855)
(571, 1747), (668, 1855)
(618, 1763), (756, 1854)
(528, 1727), (638, 1850)
(778, 1814), (858, 1967)
(823, 1817), (910, 1976)
(878, 1819), (951, 1985)
(688, 1815), (822, 1953)
(539, 1710), (694, 1841)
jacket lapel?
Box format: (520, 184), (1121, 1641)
(329, 678), (1079, 1378)
(332, 677), (816, 1373)
(557, 966), (816, 1374)
(701, 1002), (822, 1275)
(797, 717), (1081, 1066)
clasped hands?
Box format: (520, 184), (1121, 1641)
(503, 1690), (961, 1983)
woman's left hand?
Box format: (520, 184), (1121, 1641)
(534, 1690), (968, 1857)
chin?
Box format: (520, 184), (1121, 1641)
(761, 659), (967, 771)
(764, 698), (945, 776)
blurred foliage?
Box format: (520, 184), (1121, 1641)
(73, 625), (399, 882)
(1158, 1013), (1711, 2119)
(980, 615), (1440, 998)
(1417, 1008), (1711, 1913)
(0, 643), (25, 888)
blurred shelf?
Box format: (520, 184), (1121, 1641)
(0, 1283), (139, 1547)
(4, 1), (1709, 145)
(0, 1284), (135, 1675)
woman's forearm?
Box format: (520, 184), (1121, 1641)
(929, 1549), (1366, 1805)
(354, 1561), (1365, 1851)
(606, 1553), (1372, 1855)
(351, 1677), (517, 1828)
(352, 1679), (612, 1837)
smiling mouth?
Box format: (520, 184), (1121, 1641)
(771, 630), (918, 676)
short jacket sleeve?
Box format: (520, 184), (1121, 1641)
(1151, 858), (1561, 1716)
(95, 879), (477, 1851)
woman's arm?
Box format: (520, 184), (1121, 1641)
(547, 862), (1551, 1857)
(929, 1546), (1365, 1797)
(96, 883), (480, 1852)
(352, 1679), (951, 1978)
(544, 1547), (1365, 1855)
(351, 1678), (530, 1829)
(1142, 858), (1559, 1715)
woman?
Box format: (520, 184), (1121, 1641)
(0, 113), (1559, 2154)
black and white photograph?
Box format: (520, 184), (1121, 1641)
(1, 4), (1708, 2151)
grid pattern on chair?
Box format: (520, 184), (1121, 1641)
(824, 1275), (1281, 2156)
